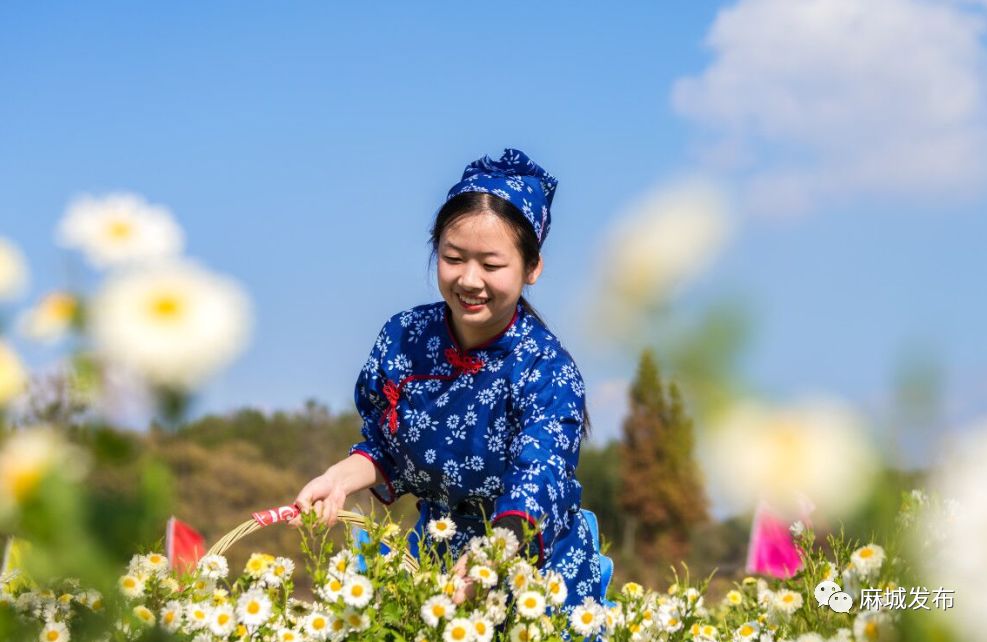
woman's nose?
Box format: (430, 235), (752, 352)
(459, 262), (483, 290)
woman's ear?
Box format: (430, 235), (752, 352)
(525, 255), (544, 286)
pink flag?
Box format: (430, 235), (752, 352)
(745, 500), (803, 579)
(166, 516), (205, 574)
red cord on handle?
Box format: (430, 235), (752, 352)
(251, 504), (301, 527)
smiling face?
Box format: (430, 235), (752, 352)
(437, 210), (542, 349)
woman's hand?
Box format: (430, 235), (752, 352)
(290, 471), (348, 528)
(451, 554), (477, 605)
(289, 454), (383, 529)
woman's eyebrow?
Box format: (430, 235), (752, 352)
(442, 243), (503, 258)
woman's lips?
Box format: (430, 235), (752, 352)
(457, 293), (488, 311)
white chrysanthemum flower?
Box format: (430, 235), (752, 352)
(0, 237), (27, 303)
(507, 561), (534, 596)
(443, 617), (475, 642)
(490, 527), (520, 559)
(143, 552), (169, 577)
(38, 620), (69, 642)
(621, 581), (644, 598)
(262, 557), (294, 587)
(197, 554), (229, 580)
(328, 550), (357, 579)
(57, 192), (184, 269)
(543, 572), (567, 606)
(0, 426), (88, 517)
(0, 341), (27, 408)
(724, 589), (743, 606)
(796, 633), (824, 642)
(342, 575), (373, 608)
(428, 516), (457, 541)
(484, 590), (509, 624)
(316, 576), (345, 603)
(570, 600), (604, 637)
(208, 604), (236, 637)
(659, 604), (683, 632)
(508, 622), (541, 642)
(236, 589), (272, 627)
(850, 544), (885, 578)
(421, 595), (455, 628)
(117, 575), (145, 600)
(303, 611), (332, 640)
(853, 611), (893, 642)
(467, 535), (491, 561)
(708, 397), (879, 517)
(469, 564), (498, 588)
(19, 292), (78, 344)
(735, 621), (760, 640)
(592, 181), (729, 338)
(342, 608), (369, 632)
(276, 628), (303, 642)
(160, 600), (183, 633)
(133, 604), (156, 626)
(773, 589), (803, 616)
(471, 613), (494, 642)
(436, 573), (465, 599)
(89, 260), (251, 389)
(516, 590), (546, 620)
(243, 552), (275, 579)
(185, 602), (211, 630)
(691, 623), (719, 641)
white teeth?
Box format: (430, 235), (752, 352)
(459, 295), (487, 305)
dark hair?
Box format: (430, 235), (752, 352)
(429, 191), (591, 438)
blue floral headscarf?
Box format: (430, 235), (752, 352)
(446, 148), (558, 247)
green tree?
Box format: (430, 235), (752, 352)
(618, 349), (708, 568)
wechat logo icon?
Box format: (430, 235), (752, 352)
(815, 580), (853, 613)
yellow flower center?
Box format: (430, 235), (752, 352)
(452, 626), (467, 640)
(46, 632), (59, 641)
(524, 597), (537, 609)
(351, 585), (364, 597)
(149, 293), (183, 321)
(432, 605), (446, 618)
(107, 220), (133, 240)
(581, 612), (594, 625)
(860, 548), (874, 559)
(436, 521), (448, 531)
(330, 579), (342, 591)
(475, 621), (487, 634)
(865, 622), (878, 639)
(740, 625), (755, 636)
(313, 617), (326, 630)
(122, 578), (136, 589)
(332, 618), (345, 631)
(248, 601), (260, 615)
(218, 613), (230, 625)
(164, 612), (175, 624)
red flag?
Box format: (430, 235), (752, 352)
(166, 516), (205, 574)
(745, 500), (803, 579)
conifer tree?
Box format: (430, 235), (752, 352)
(619, 349), (708, 565)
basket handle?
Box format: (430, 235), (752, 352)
(251, 504), (301, 527)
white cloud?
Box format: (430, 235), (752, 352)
(672, 0), (987, 215)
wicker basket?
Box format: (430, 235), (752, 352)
(206, 504), (420, 573)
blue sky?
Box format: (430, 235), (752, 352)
(2, 1), (986, 461)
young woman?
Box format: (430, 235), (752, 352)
(293, 149), (608, 610)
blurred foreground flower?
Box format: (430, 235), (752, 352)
(707, 397), (879, 518)
(57, 193), (184, 269)
(89, 261), (251, 389)
(18, 291), (79, 344)
(0, 425), (88, 518)
(0, 340), (27, 406)
(591, 181), (730, 339)
(0, 236), (28, 301)
(920, 419), (987, 642)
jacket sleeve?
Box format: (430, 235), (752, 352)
(348, 319), (406, 505)
(492, 352), (586, 565)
